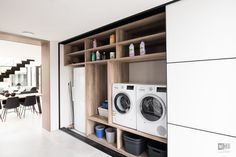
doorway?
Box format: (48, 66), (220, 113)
(0, 31), (51, 131)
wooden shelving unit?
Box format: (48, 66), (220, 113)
(63, 10), (167, 157)
(64, 40), (86, 66)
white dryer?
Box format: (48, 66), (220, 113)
(136, 84), (167, 138)
(112, 83), (136, 129)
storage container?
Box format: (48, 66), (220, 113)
(147, 140), (167, 157)
(123, 132), (146, 155)
(101, 100), (108, 109)
(95, 125), (105, 138)
(98, 106), (108, 117)
(105, 127), (116, 144)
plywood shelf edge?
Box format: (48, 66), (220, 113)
(118, 32), (166, 46)
(67, 62), (85, 66)
(116, 52), (166, 63)
(86, 43), (116, 52)
(66, 50), (85, 56)
(88, 115), (108, 125)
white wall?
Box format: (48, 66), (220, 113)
(0, 40), (41, 66)
(49, 41), (59, 131)
(60, 44), (73, 128)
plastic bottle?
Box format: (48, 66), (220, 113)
(110, 34), (116, 44)
(96, 51), (100, 60)
(140, 41), (146, 55)
(129, 43), (135, 57)
(91, 52), (96, 61)
(102, 52), (106, 60)
(93, 39), (97, 48)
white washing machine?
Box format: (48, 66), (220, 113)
(112, 83), (136, 129)
(136, 84), (167, 138)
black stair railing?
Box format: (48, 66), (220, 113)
(0, 59), (35, 82)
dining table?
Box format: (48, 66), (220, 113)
(0, 93), (42, 114)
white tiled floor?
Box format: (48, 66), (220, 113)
(0, 112), (110, 157)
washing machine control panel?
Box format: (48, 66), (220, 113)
(156, 87), (166, 93)
(127, 85), (134, 90)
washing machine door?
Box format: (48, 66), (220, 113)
(140, 96), (165, 122)
(114, 93), (131, 114)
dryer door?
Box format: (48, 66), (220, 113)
(140, 96), (165, 122)
(114, 93), (131, 114)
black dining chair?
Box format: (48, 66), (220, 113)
(20, 95), (37, 117)
(2, 97), (21, 121)
(0, 101), (2, 122)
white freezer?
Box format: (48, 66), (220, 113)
(72, 67), (86, 134)
(168, 124), (236, 157)
(73, 101), (86, 134)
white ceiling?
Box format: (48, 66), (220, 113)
(0, 0), (172, 41)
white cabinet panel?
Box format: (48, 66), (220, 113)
(73, 67), (86, 134)
(74, 101), (86, 134)
(73, 67), (85, 102)
(168, 124), (236, 157)
(166, 0), (236, 62)
(167, 59), (236, 136)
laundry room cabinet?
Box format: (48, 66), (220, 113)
(166, 0), (236, 157)
(60, 6), (168, 157)
(168, 124), (236, 157)
(167, 59), (236, 137)
(166, 0), (236, 63)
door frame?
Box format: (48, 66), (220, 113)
(0, 31), (51, 131)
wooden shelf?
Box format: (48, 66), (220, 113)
(67, 38), (85, 45)
(118, 32), (166, 46)
(88, 115), (108, 125)
(85, 60), (108, 65)
(112, 123), (167, 144)
(87, 133), (117, 151)
(67, 62), (85, 66)
(119, 147), (148, 157)
(88, 28), (116, 39)
(86, 43), (116, 52)
(118, 12), (165, 31)
(66, 50), (85, 56)
(116, 52), (166, 63)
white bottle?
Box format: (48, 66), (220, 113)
(129, 43), (135, 57)
(140, 41), (146, 55)
(96, 51), (100, 60)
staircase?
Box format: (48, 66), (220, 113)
(0, 59), (34, 82)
